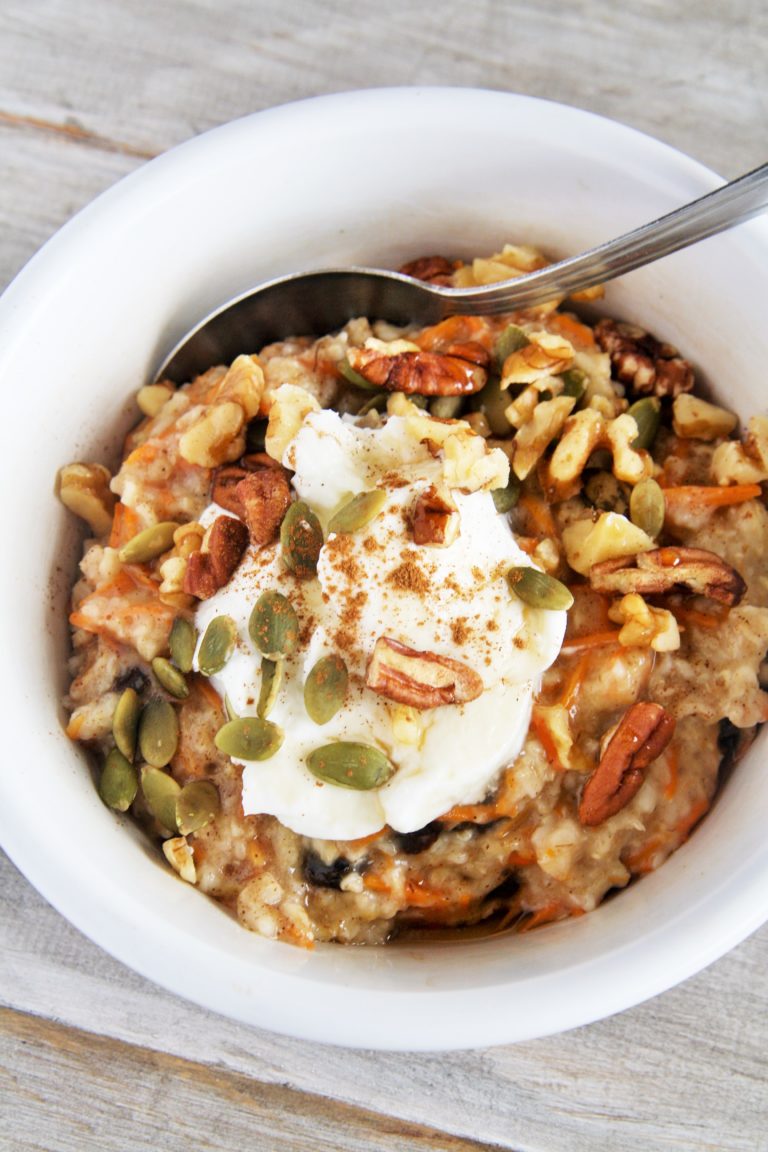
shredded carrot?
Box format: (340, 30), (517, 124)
(558, 653), (590, 710)
(669, 604), (726, 631)
(676, 797), (710, 842)
(518, 901), (566, 933)
(664, 744), (680, 800)
(506, 850), (536, 868)
(413, 314), (494, 352)
(529, 708), (567, 772)
(661, 483), (761, 509)
(561, 629), (622, 652)
(363, 873), (391, 895)
(405, 879), (470, 911)
(440, 802), (498, 825)
(108, 502), (141, 549)
(65, 713), (85, 740)
(544, 312), (596, 349)
(346, 829), (386, 849)
(517, 492), (558, 539)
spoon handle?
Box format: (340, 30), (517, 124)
(437, 160), (768, 315)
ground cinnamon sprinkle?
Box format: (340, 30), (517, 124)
(387, 558), (430, 595)
(451, 617), (471, 645)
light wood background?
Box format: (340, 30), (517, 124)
(2, 2), (767, 1149)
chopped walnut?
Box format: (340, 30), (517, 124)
(411, 483), (460, 546)
(501, 331), (574, 388)
(594, 318), (694, 397)
(608, 593), (681, 652)
(398, 254), (457, 285)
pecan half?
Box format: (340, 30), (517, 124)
(366, 636), (483, 709)
(347, 345), (488, 396)
(212, 453), (287, 517)
(411, 484), (460, 546)
(235, 470), (292, 547)
(183, 515), (248, 600)
(578, 702), (676, 826)
(398, 254), (457, 286)
(594, 318), (694, 398)
(589, 546), (746, 607)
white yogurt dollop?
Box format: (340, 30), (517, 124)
(195, 410), (566, 839)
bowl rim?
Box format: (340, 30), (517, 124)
(2, 86), (768, 1051)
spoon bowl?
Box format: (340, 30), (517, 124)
(159, 160), (768, 384)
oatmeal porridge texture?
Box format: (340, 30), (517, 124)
(59, 244), (768, 947)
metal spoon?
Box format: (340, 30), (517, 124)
(159, 161), (768, 384)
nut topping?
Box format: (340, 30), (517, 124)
(235, 469), (292, 547)
(366, 636), (483, 709)
(594, 318), (694, 398)
(183, 514), (249, 600)
(398, 254), (456, 285)
(579, 702), (676, 826)
(411, 484), (460, 546)
(346, 344), (488, 396)
(589, 546), (747, 607)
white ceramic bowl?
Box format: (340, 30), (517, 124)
(2, 88), (767, 1051)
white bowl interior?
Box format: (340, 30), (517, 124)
(2, 88), (767, 1050)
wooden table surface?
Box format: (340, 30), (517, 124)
(2, 2), (767, 1149)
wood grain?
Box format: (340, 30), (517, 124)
(0, 1007), (504, 1152)
(1, 2), (768, 1150)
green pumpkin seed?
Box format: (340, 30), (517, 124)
(506, 566), (574, 611)
(339, 357), (378, 391)
(224, 693), (239, 721)
(410, 394), (430, 409)
(118, 521), (180, 564)
(176, 780), (220, 835)
(138, 699), (179, 767)
(304, 655), (349, 724)
(113, 687), (141, 761)
(99, 748), (138, 812)
(495, 324), (530, 367)
(257, 657), (283, 718)
(214, 716), (284, 761)
(306, 742), (395, 790)
(152, 657), (189, 699)
(630, 476), (665, 539)
(560, 367), (587, 400)
(429, 395), (464, 419)
(169, 617), (197, 673)
(356, 392), (388, 416)
(627, 396), (662, 451)
(249, 590), (299, 658)
(328, 490), (387, 535)
(492, 474), (522, 514)
(198, 615), (238, 676)
(280, 500), (324, 579)
(140, 765), (181, 832)
(469, 375), (513, 435)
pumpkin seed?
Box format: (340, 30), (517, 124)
(280, 500), (323, 578)
(99, 748), (138, 812)
(492, 474), (522, 514)
(560, 367), (587, 400)
(304, 655), (349, 724)
(339, 357), (378, 391)
(627, 396), (662, 451)
(176, 780), (220, 835)
(113, 687), (141, 761)
(118, 521), (180, 564)
(306, 742), (395, 790)
(138, 699), (178, 767)
(328, 490), (387, 535)
(257, 657), (283, 718)
(630, 476), (665, 539)
(469, 376), (512, 435)
(224, 693), (239, 721)
(140, 765), (181, 832)
(169, 617), (197, 673)
(248, 590), (299, 658)
(495, 324), (529, 366)
(429, 395), (464, 419)
(356, 392), (388, 416)
(152, 656), (189, 699)
(410, 394), (429, 409)
(198, 614), (237, 676)
(506, 566), (574, 611)
(214, 716), (284, 761)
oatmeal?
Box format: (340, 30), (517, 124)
(59, 243), (768, 947)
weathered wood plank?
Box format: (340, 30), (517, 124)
(0, 1007), (506, 1152)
